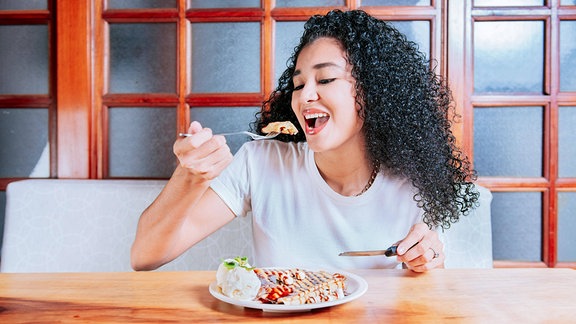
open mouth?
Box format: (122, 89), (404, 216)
(304, 112), (330, 134)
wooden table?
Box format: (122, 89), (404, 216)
(1, 269), (574, 323)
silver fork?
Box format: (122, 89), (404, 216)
(178, 131), (279, 140)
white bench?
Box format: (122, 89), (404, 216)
(0, 179), (253, 272)
(1, 179), (492, 272)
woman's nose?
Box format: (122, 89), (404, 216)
(300, 82), (319, 103)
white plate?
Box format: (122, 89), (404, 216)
(208, 269), (368, 312)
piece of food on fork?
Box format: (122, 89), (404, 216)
(261, 121), (299, 135)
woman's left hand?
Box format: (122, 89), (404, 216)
(396, 223), (444, 272)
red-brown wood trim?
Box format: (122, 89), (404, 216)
(555, 262), (576, 269)
(347, 0), (358, 10)
(0, 95), (51, 107)
(271, 7), (343, 21)
(544, 16), (552, 96)
(447, 0), (467, 152)
(556, 179), (576, 188)
(541, 187), (551, 267)
(546, 187), (557, 267)
(102, 9), (179, 20)
(102, 94), (180, 106)
(476, 177), (550, 190)
(471, 95), (552, 105)
(548, 5), (560, 266)
(187, 93), (264, 107)
(103, 17), (179, 24)
(0, 10), (50, 22)
(557, 93), (576, 102)
(472, 15), (550, 25)
(177, 0), (190, 134)
(464, 0), (475, 164)
(94, 0), (105, 179)
(436, 0), (446, 78)
(358, 7), (438, 17)
(558, 9), (576, 18)
(101, 104), (109, 178)
(544, 103), (553, 182)
(48, 2), (57, 178)
(472, 9), (552, 18)
(186, 8), (264, 22)
(263, 0), (274, 98)
(55, 0), (92, 178)
(187, 8), (263, 17)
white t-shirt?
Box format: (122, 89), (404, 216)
(211, 140), (424, 270)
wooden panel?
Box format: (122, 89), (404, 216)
(447, 0), (467, 153)
(56, 0), (92, 178)
(177, 0), (189, 134)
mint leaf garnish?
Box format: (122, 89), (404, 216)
(222, 256), (255, 271)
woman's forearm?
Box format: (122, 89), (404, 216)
(130, 165), (211, 271)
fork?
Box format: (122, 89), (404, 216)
(178, 131), (279, 140)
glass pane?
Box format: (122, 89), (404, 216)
(474, 107), (543, 177)
(189, 0), (260, 8)
(559, 107), (576, 177)
(0, 25), (49, 95)
(474, 21), (544, 94)
(109, 23), (176, 94)
(275, 0), (344, 6)
(108, 107), (177, 177)
(108, 0), (176, 8)
(389, 21), (430, 60)
(275, 21), (305, 85)
(191, 23), (260, 93)
(0, 0), (46, 10)
(361, 0), (430, 6)
(474, 0), (543, 6)
(491, 192), (542, 262)
(561, 0), (576, 4)
(560, 21), (576, 92)
(0, 109), (49, 178)
(190, 107), (260, 154)
(558, 192), (576, 262)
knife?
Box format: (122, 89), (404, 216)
(339, 242), (418, 257)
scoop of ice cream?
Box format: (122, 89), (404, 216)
(216, 258), (261, 301)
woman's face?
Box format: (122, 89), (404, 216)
(291, 37), (364, 153)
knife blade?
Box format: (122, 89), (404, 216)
(338, 249), (392, 257)
(339, 242), (418, 257)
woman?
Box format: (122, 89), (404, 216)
(131, 9), (479, 272)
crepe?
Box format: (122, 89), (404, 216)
(254, 268), (346, 305)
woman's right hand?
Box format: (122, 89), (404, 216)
(173, 121), (234, 181)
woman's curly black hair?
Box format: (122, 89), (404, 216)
(252, 9), (479, 229)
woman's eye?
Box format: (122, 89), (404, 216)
(319, 78), (336, 85)
(293, 78), (335, 91)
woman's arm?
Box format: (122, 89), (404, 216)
(130, 122), (236, 271)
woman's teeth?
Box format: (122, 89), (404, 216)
(304, 113), (330, 130)
(305, 112), (329, 120)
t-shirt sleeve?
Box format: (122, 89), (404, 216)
(210, 143), (252, 217)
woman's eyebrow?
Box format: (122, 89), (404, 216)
(293, 62), (344, 77)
